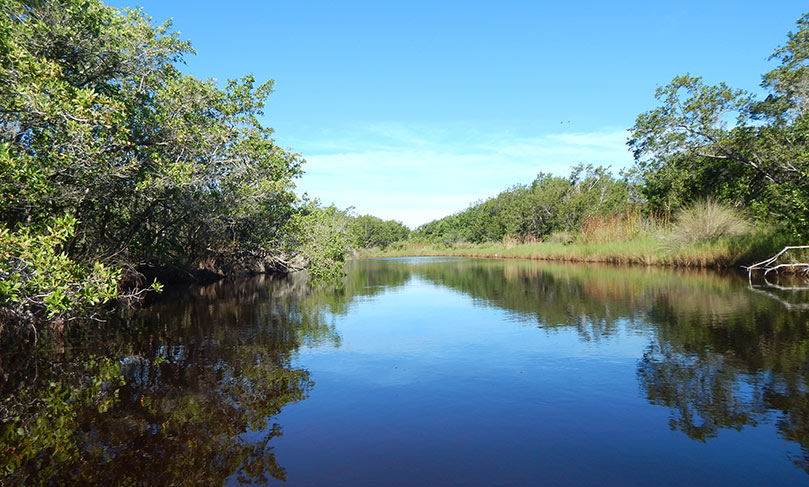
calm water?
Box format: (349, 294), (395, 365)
(3, 257), (809, 486)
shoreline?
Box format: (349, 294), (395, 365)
(353, 235), (794, 270)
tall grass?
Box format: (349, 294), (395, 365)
(575, 208), (671, 245)
(502, 234), (540, 248)
(358, 228), (791, 268)
(669, 199), (749, 244)
(359, 202), (790, 269)
(578, 210), (640, 244)
(546, 232), (574, 244)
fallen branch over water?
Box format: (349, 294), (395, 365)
(744, 246), (809, 280)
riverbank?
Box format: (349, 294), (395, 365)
(356, 232), (796, 268)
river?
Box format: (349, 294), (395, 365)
(3, 257), (809, 486)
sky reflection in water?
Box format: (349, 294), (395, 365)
(3, 257), (809, 486)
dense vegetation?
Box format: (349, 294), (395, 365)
(411, 14), (809, 249)
(628, 14), (809, 238)
(0, 274), (341, 485)
(414, 165), (633, 245)
(0, 0), (411, 333)
(0, 0), (315, 330)
(350, 214), (410, 250)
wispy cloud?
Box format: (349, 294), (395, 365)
(292, 124), (633, 228)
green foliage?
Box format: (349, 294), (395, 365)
(0, 0), (313, 330)
(0, 0), (302, 264)
(284, 203), (352, 282)
(0, 216), (119, 325)
(546, 231), (574, 244)
(415, 165), (633, 245)
(349, 214), (410, 249)
(629, 13), (809, 237)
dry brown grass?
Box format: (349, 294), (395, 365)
(502, 234), (541, 248)
(576, 208), (666, 245)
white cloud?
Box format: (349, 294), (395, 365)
(293, 124), (633, 228)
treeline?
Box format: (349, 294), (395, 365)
(414, 13), (809, 246)
(414, 165), (632, 245)
(284, 206), (410, 281)
(349, 214), (410, 249)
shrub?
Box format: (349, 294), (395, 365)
(283, 204), (351, 282)
(0, 216), (120, 332)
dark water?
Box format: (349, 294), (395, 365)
(3, 257), (809, 486)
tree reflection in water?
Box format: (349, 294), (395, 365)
(387, 258), (809, 473)
(0, 273), (362, 486)
(3, 258), (809, 482)
(638, 284), (809, 472)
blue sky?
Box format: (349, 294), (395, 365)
(110, 1), (807, 227)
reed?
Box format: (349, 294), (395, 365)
(358, 227), (792, 269)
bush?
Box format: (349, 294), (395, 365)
(0, 216), (120, 332)
(283, 204), (352, 282)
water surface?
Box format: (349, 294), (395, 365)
(3, 257), (809, 486)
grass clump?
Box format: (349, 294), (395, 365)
(669, 199), (750, 244)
